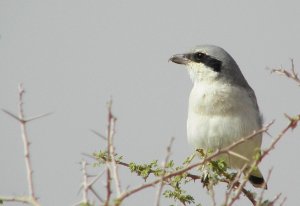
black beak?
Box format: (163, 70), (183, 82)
(169, 54), (190, 65)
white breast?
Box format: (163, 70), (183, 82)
(187, 81), (262, 168)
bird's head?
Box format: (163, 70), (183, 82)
(169, 45), (248, 87)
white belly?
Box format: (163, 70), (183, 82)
(187, 82), (262, 168)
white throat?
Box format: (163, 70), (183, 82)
(187, 62), (219, 83)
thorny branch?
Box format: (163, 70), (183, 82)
(81, 161), (89, 204)
(271, 59), (300, 85)
(154, 137), (175, 206)
(114, 122), (275, 205)
(0, 196), (40, 206)
(74, 160), (104, 206)
(104, 106), (112, 206)
(103, 100), (122, 205)
(223, 164), (249, 205)
(18, 84), (37, 201)
(268, 193), (283, 206)
(0, 84), (46, 206)
(95, 114), (297, 206)
(108, 103), (122, 196)
(255, 168), (279, 206)
(227, 114), (299, 206)
(86, 99), (300, 206)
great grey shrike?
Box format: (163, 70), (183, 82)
(169, 45), (265, 188)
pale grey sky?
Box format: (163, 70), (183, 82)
(1, 1), (300, 205)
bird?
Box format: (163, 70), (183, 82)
(169, 45), (266, 188)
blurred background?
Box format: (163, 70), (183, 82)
(1, 1), (299, 205)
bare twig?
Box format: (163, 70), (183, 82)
(77, 160), (104, 206)
(221, 172), (257, 205)
(208, 182), (217, 206)
(1, 84), (43, 206)
(256, 168), (273, 206)
(18, 84), (37, 201)
(271, 59), (300, 85)
(154, 137), (175, 206)
(81, 161), (89, 204)
(109, 112), (122, 196)
(267, 193), (282, 206)
(227, 168), (258, 206)
(241, 188), (257, 205)
(105, 149), (112, 205)
(223, 164), (249, 205)
(279, 196), (287, 206)
(258, 115), (299, 162)
(227, 150), (249, 162)
(104, 99), (120, 205)
(0, 196), (40, 206)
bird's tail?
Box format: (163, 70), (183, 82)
(247, 167), (267, 189)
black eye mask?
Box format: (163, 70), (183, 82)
(188, 52), (222, 72)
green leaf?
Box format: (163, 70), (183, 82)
(163, 189), (195, 204)
(166, 160), (174, 168)
(128, 160), (163, 179)
(183, 153), (195, 165)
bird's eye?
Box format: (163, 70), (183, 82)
(194, 52), (205, 62)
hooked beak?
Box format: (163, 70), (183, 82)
(169, 54), (190, 65)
